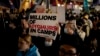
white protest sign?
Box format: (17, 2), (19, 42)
(50, 6), (57, 13)
(50, 6), (65, 23)
(29, 13), (58, 40)
(57, 6), (65, 23)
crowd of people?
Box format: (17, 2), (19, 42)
(0, 7), (100, 56)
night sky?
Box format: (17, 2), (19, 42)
(0, 0), (10, 7)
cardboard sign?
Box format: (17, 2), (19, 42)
(50, 6), (65, 23)
(29, 13), (58, 40)
(57, 6), (65, 23)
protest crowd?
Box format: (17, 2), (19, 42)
(0, 1), (100, 56)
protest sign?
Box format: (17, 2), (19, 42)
(57, 6), (65, 23)
(50, 6), (65, 23)
(29, 13), (58, 40)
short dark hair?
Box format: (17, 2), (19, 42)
(59, 43), (80, 54)
(83, 12), (89, 16)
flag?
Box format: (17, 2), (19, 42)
(83, 0), (89, 12)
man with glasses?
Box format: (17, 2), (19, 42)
(59, 44), (80, 56)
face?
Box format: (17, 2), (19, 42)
(64, 23), (74, 35)
(59, 45), (78, 56)
(45, 38), (53, 46)
(18, 38), (30, 51)
(21, 19), (29, 29)
(84, 15), (89, 19)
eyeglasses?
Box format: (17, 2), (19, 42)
(59, 49), (77, 56)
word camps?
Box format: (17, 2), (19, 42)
(30, 24), (58, 36)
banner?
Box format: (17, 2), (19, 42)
(83, 0), (89, 12)
(29, 13), (58, 40)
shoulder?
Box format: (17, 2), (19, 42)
(28, 45), (40, 56)
(29, 45), (40, 53)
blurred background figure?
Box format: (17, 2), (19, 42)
(16, 34), (41, 56)
(59, 44), (80, 56)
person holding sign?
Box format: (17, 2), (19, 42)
(16, 15), (29, 36)
(60, 17), (83, 50)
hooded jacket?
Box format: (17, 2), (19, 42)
(16, 45), (40, 56)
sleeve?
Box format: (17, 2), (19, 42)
(35, 49), (41, 56)
(89, 19), (93, 29)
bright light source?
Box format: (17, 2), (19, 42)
(88, 0), (93, 2)
(23, 1), (30, 11)
(74, 5), (78, 9)
(57, 4), (65, 7)
(57, 4), (60, 7)
(70, 2), (73, 5)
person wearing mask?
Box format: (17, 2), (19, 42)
(60, 20), (82, 47)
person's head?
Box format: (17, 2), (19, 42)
(83, 13), (89, 20)
(64, 22), (75, 35)
(18, 34), (32, 52)
(59, 44), (79, 56)
(21, 18), (29, 29)
(45, 37), (53, 46)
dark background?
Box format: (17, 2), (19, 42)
(0, 0), (20, 8)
